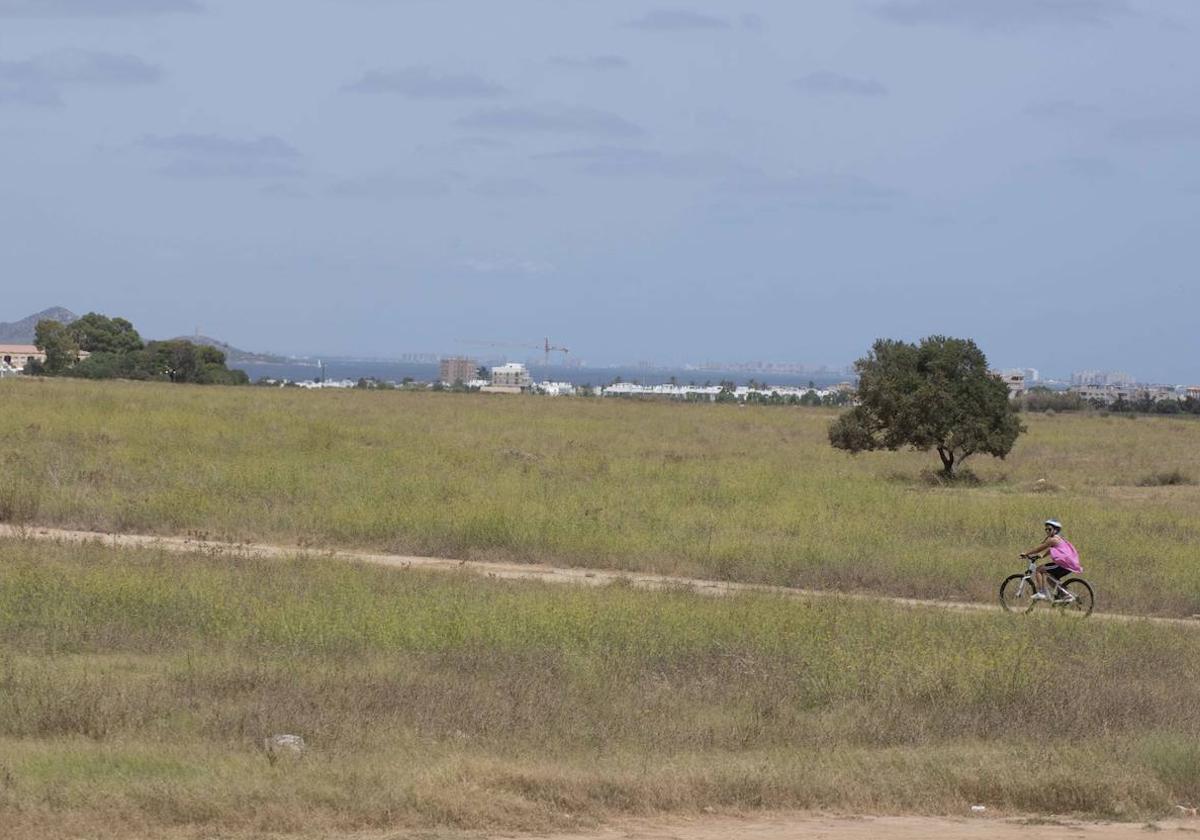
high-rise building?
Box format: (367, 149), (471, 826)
(439, 356), (477, 384)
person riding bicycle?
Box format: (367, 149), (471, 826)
(1022, 519), (1082, 601)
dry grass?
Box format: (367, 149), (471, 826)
(2, 378), (1199, 836)
(1, 539), (1198, 838)
(1, 378), (1198, 616)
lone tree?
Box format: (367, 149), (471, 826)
(829, 335), (1023, 478)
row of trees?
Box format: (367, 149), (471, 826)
(1020, 387), (1200, 416)
(31, 314), (248, 385)
(1104, 394), (1200, 416)
(715, 387), (852, 406)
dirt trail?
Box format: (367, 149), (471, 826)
(531, 813), (1196, 840)
(1, 523), (1196, 628)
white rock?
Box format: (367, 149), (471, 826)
(263, 734), (306, 763)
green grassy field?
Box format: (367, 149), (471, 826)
(2, 538), (1198, 839)
(2, 378), (1198, 615)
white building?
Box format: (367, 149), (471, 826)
(490, 362), (532, 389)
(295, 378), (357, 389)
(1071, 370), (1133, 388)
(1071, 384), (1179, 405)
(993, 370), (1027, 399)
(600, 383), (832, 402)
(535, 381), (576, 396)
(0, 344), (44, 371)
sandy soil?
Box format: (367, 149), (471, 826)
(3, 523), (1196, 628)
(527, 812), (1197, 840)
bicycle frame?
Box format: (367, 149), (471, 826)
(1014, 556), (1080, 603)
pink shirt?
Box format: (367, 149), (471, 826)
(1049, 538), (1082, 573)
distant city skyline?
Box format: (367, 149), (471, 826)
(4, 2), (1199, 382)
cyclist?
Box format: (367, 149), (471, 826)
(1022, 519), (1082, 601)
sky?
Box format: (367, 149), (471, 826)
(2, 0), (1199, 380)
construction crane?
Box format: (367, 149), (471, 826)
(458, 338), (570, 367)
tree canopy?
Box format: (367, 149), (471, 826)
(67, 312), (144, 354)
(32, 319), (80, 374)
(829, 335), (1023, 477)
(32, 314), (247, 386)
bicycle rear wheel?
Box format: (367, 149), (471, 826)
(1055, 578), (1094, 617)
(1000, 574), (1036, 613)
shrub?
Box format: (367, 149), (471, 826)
(1137, 469), (1195, 487)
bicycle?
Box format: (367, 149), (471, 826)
(1000, 554), (1094, 617)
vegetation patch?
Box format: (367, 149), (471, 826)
(1136, 469), (1195, 487)
(1, 378), (1198, 616)
(1, 539), (1198, 837)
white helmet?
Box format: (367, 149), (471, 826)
(1044, 519), (1062, 532)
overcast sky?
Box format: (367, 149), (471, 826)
(3, 0), (1198, 380)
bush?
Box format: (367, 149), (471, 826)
(1137, 469), (1195, 487)
(1020, 388), (1087, 413)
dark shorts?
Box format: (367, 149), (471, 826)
(1042, 563), (1071, 581)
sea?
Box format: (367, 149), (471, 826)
(235, 359), (853, 389)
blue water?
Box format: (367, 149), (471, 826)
(237, 359), (852, 389)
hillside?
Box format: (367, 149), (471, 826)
(0, 306), (287, 365)
(169, 333), (291, 364)
(0, 306), (78, 343)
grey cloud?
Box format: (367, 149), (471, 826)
(1110, 115), (1200, 144)
(470, 177), (546, 198)
(1021, 155), (1118, 178)
(329, 173), (451, 200)
(625, 9), (731, 31)
(140, 133), (302, 178)
(740, 13), (767, 31)
(142, 133), (298, 158)
(873, 0), (1131, 31)
(720, 170), (900, 213)
(6, 50), (161, 84)
(344, 67), (504, 99)
(449, 136), (510, 150)
(159, 158), (301, 178)
(548, 55), (630, 70)
(0, 0), (200, 17)
(415, 135), (513, 157)
(1024, 99), (1102, 119)
(794, 72), (887, 97)
(1054, 156), (1117, 177)
(0, 50), (160, 106)
(261, 183), (309, 199)
(460, 256), (553, 275)
(0, 78), (59, 106)
(535, 146), (735, 178)
(456, 104), (644, 138)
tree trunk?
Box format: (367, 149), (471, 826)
(937, 446), (955, 477)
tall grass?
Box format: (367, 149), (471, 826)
(1, 539), (1198, 837)
(1, 378), (1198, 616)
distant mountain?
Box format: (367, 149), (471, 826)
(170, 334), (291, 365)
(0, 307), (79, 344)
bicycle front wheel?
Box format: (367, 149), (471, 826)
(1000, 574), (1036, 613)
(1056, 578), (1094, 617)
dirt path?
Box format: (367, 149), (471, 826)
(530, 813), (1197, 840)
(2, 523), (1196, 627)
